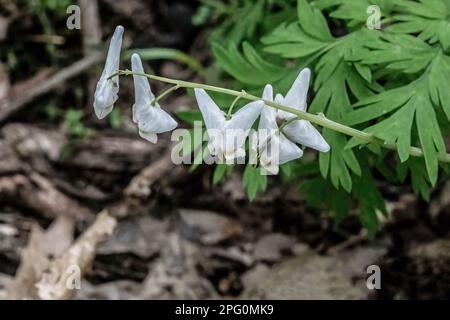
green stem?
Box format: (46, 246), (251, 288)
(112, 70), (450, 163)
(279, 116), (299, 132)
(152, 84), (179, 106)
(226, 91), (245, 119)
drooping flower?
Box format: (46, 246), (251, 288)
(274, 68), (330, 153)
(93, 25), (124, 119)
(131, 53), (178, 143)
(257, 84), (304, 175)
(194, 88), (264, 163)
(256, 69), (330, 174)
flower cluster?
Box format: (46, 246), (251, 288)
(93, 26), (330, 174)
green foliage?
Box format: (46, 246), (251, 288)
(124, 49), (204, 74)
(194, 0), (450, 234)
(108, 109), (123, 130)
(213, 164), (234, 185)
(28, 0), (74, 14)
(243, 165), (268, 201)
(63, 109), (92, 139)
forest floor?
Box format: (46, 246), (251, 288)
(0, 0), (449, 300)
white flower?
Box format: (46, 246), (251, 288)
(194, 88), (263, 163)
(257, 85), (304, 175)
(273, 68), (330, 153)
(93, 25), (124, 119)
(131, 53), (178, 143)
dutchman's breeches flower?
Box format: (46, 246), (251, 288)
(131, 54), (177, 143)
(274, 68), (330, 153)
(257, 85), (304, 175)
(194, 88), (264, 163)
(93, 25), (124, 119)
(256, 68), (330, 173)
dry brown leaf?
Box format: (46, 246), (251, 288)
(36, 211), (116, 300)
(4, 211), (116, 300)
(179, 209), (243, 245)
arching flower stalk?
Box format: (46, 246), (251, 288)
(91, 26), (450, 176)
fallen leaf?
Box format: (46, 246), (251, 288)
(179, 209), (243, 245)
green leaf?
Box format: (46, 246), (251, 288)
(297, 0), (333, 41)
(301, 177), (351, 222)
(108, 108), (122, 129)
(314, 0), (395, 28)
(212, 41), (284, 86)
(264, 1), (380, 192)
(388, 0), (450, 49)
(242, 165), (268, 201)
(261, 22), (330, 58)
(349, 34), (437, 74)
(208, 0), (266, 43)
(213, 164), (228, 185)
(124, 48), (203, 73)
(398, 158), (433, 201)
(353, 161), (387, 238)
(347, 54), (450, 185)
(176, 110), (203, 125)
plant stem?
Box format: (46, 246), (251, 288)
(113, 70), (450, 163)
(279, 116), (299, 131)
(226, 91), (245, 119)
(152, 84), (179, 106)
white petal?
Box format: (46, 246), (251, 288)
(262, 84), (273, 101)
(259, 85), (277, 131)
(259, 132), (303, 167)
(284, 68), (310, 111)
(274, 94), (284, 104)
(223, 147), (245, 164)
(225, 100), (263, 154)
(93, 25), (124, 119)
(226, 100), (264, 131)
(260, 162), (280, 175)
(259, 106), (277, 131)
(105, 26), (124, 75)
(259, 135), (280, 175)
(277, 68), (311, 120)
(137, 107), (178, 134)
(131, 53), (155, 123)
(93, 78), (116, 119)
(194, 88), (226, 130)
(206, 129), (224, 156)
(278, 134), (304, 164)
(139, 131), (158, 144)
(274, 94), (291, 120)
(283, 120), (330, 152)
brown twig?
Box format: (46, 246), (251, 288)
(80, 0), (102, 105)
(124, 147), (176, 198)
(0, 173), (93, 222)
(0, 53), (101, 122)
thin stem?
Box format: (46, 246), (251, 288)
(112, 70), (450, 163)
(151, 84), (179, 106)
(279, 116), (299, 132)
(227, 91), (245, 118)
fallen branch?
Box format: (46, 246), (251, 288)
(124, 147), (175, 198)
(0, 173), (93, 222)
(0, 53), (101, 122)
(4, 211), (116, 300)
